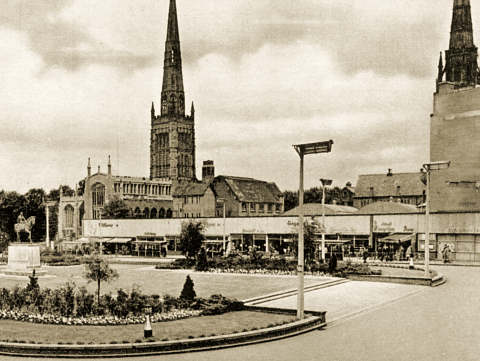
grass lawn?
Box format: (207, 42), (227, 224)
(0, 311), (295, 344)
(0, 265), (329, 300)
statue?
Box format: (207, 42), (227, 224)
(14, 213), (36, 243)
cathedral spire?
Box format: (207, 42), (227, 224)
(444, 0), (479, 88)
(161, 0), (185, 117)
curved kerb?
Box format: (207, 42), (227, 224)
(0, 312), (326, 358)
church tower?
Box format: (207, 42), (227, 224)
(150, 0), (196, 183)
(438, 0), (479, 88)
(430, 0), (480, 212)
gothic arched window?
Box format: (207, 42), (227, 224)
(64, 205), (74, 228)
(91, 183), (105, 219)
(150, 208), (157, 219)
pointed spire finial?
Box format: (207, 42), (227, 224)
(166, 0), (180, 43)
(437, 52), (444, 84)
(161, 0), (184, 117)
(444, 0), (478, 87)
(87, 158), (91, 177)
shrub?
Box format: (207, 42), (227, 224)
(179, 275), (196, 303)
(155, 258), (195, 270)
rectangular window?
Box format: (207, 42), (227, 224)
(275, 204), (281, 213)
(259, 204), (265, 213)
(242, 203), (247, 212)
(250, 203), (256, 212)
(267, 204), (273, 213)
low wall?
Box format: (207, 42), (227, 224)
(0, 314), (326, 358)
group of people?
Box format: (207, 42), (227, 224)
(378, 244), (414, 262)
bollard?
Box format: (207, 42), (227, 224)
(144, 307), (153, 338)
(144, 314), (152, 338)
(409, 257), (414, 270)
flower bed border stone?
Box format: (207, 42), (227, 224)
(0, 311), (327, 358)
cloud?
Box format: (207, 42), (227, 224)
(0, 1), (458, 193)
(0, 0), (155, 71)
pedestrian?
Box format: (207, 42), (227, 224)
(363, 247), (368, 263)
(328, 252), (337, 274)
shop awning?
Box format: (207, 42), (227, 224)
(134, 240), (167, 244)
(379, 233), (415, 244)
(100, 238), (133, 244)
(326, 239), (352, 244)
(74, 237), (90, 244)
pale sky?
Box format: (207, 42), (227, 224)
(0, 0), (466, 193)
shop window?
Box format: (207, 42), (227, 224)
(259, 204), (265, 213)
(250, 203), (256, 212)
(267, 204), (273, 213)
(242, 203), (247, 213)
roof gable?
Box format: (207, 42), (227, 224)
(217, 176), (283, 203)
(355, 172), (425, 198)
(173, 181), (212, 197)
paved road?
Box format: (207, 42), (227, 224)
(5, 266), (479, 361)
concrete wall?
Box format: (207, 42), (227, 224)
(430, 83), (480, 211)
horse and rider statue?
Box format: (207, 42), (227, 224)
(14, 212), (36, 243)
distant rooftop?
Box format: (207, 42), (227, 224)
(284, 203), (358, 216)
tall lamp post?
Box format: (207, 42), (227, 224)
(293, 140), (333, 319)
(217, 198), (226, 255)
(320, 178), (332, 262)
(422, 160), (450, 277)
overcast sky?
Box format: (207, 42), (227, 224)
(0, 0), (468, 193)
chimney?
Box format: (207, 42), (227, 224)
(202, 160), (215, 183)
(108, 155), (112, 176)
(387, 168), (393, 176)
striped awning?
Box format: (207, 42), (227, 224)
(379, 233), (415, 244)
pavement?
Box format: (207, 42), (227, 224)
(256, 280), (425, 322)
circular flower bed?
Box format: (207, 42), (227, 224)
(0, 308), (202, 326)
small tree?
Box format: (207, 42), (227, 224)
(180, 275), (196, 303)
(102, 196), (131, 219)
(84, 256), (119, 303)
(179, 221), (205, 259)
(292, 221), (318, 261)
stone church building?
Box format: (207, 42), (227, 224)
(57, 0), (284, 242)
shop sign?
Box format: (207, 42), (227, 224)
(99, 223), (114, 228)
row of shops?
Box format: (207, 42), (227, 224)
(74, 212), (480, 262)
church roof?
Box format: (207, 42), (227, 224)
(111, 175), (171, 185)
(355, 172), (425, 198)
(216, 176), (283, 203)
(173, 182), (212, 197)
(283, 203), (358, 216)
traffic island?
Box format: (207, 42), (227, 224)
(0, 311), (326, 358)
(347, 265), (446, 287)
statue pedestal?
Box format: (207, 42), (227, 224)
(5, 244), (46, 276)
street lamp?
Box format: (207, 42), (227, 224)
(422, 160), (450, 277)
(320, 178), (332, 262)
(293, 140), (333, 319)
(217, 198), (226, 255)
